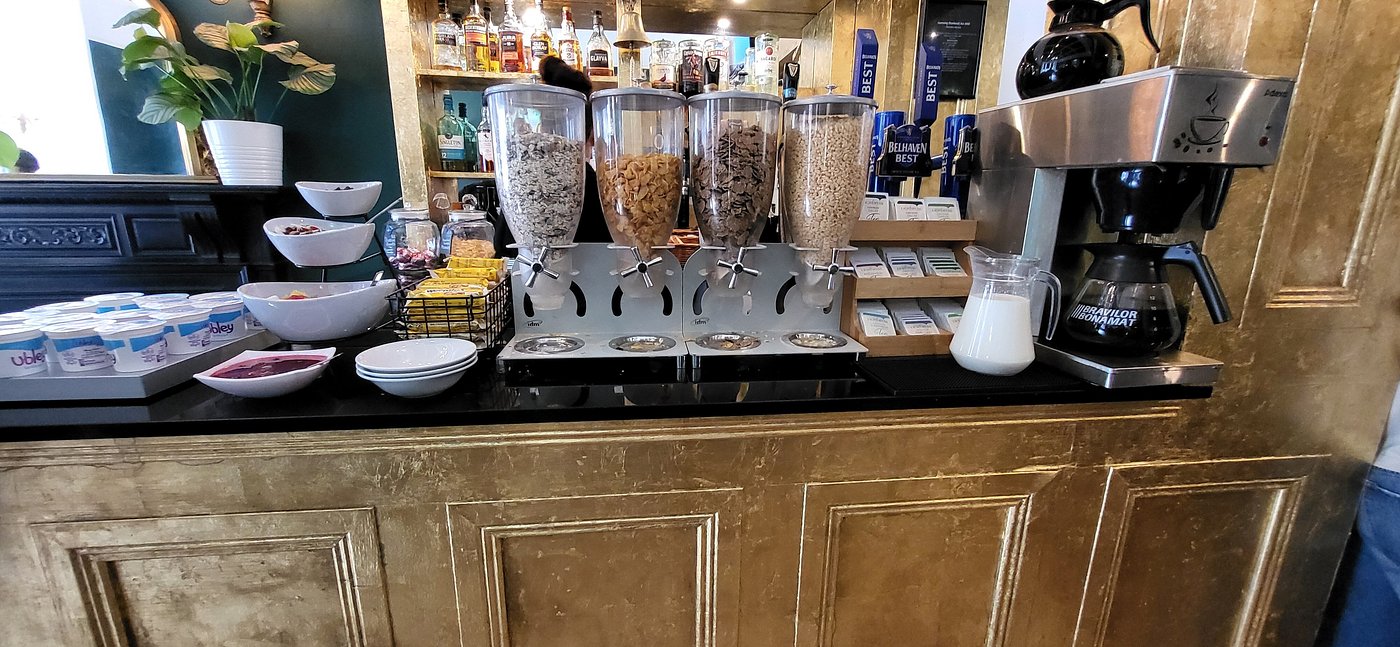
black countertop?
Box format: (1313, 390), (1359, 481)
(0, 332), (1210, 442)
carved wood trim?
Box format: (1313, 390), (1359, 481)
(447, 489), (742, 647)
(0, 404), (1183, 468)
(1075, 457), (1318, 647)
(30, 508), (392, 647)
(795, 470), (1065, 647)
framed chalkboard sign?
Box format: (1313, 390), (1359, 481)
(922, 0), (987, 100)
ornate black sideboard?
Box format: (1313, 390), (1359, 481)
(0, 180), (282, 311)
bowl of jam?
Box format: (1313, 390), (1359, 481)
(194, 348), (336, 398)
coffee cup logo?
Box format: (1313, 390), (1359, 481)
(1173, 86), (1231, 154)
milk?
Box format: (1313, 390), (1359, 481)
(950, 293), (1035, 376)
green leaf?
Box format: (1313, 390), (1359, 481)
(137, 93), (196, 125)
(174, 107), (204, 130)
(121, 35), (175, 67)
(112, 7), (160, 29)
(255, 40), (298, 59)
(226, 21), (258, 50)
(0, 131), (19, 171)
(280, 63), (337, 95)
(182, 64), (233, 83)
(193, 23), (231, 51)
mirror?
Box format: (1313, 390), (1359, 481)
(0, 0), (208, 179)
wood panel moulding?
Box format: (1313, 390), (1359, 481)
(30, 507), (392, 647)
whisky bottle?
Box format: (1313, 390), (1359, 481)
(431, 0), (463, 70)
(462, 1), (490, 72)
(586, 10), (612, 77)
(528, 0), (555, 72)
(477, 98), (495, 173)
(557, 6), (583, 71)
(437, 92), (467, 172)
(457, 102), (479, 172)
(499, 0), (526, 73)
(484, 4), (501, 72)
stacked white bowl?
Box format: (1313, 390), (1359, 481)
(355, 338), (477, 398)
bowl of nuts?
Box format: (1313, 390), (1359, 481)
(294, 181), (383, 217)
(263, 217), (376, 267)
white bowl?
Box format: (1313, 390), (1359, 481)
(263, 217), (375, 267)
(295, 181), (383, 217)
(357, 364), (470, 398)
(355, 338), (477, 374)
(358, 355), (477, 380)
(195, 348), (335, 398)
(238, 280), (395, 342)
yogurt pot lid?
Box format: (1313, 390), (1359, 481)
(0, 324), (42, 342)
(189, 291), (241, 301)
(153, 306), (213, 320)
(0, 312), (31, 324)
(95, 309), (152, 321)
(28, 312), (98, 326)
(41, 321), (101, 336)
(25, 301), (96, 314)
(96, 319), (166, 336)
(84, 292), (145, 303)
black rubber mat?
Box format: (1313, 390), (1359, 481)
(856, 356), (1085, 396)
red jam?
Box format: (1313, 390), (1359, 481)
(211, 356), (327, 379)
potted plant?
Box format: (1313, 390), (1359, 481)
(113, 9), (336, 185)
(0, 131), (18, 173)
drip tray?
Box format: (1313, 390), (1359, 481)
(498, 333), (689, 384)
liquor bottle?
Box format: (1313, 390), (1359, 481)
(753, 32), (779, 95)
(437, 92), (467, 172)
(499, 0), (526, 73)
(586, 10), (612, 77)
(462, 1), (490, 72)
(557, 6), (583, 71)
(431, 0), (464, 70)
(477, 98), (495, 173)
(458, 102), (479, 172)
(485, 5), (501, 72)
(528, 0), (555, 72)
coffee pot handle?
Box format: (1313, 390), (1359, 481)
(1162, 242), (1232, 324)
(1035, 270), (1063, 340)
(1103, 0), (1160, 52)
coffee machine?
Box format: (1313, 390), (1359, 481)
(970, 66), (1295, 387)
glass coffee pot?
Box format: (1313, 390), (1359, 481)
(950, 246), (1061, 376)
(1063, 242), (1231, 355)
(1015, 0), (1159, 99)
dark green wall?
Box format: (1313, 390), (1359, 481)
(164, 0), (402, 213)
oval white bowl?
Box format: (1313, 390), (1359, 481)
(263, 217), (375, 267)
(357, 365), (470, 398)
(194, 348), (335, 398)
(295, 181), (383, 217)
(238, 280), (395, 342)
(354, 338), (478, 374)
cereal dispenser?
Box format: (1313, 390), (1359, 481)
(780, 87), (877, 308)
(484, 83), (588, 311)
(592, 87), (686, 297)
(687, 91), (781, 295)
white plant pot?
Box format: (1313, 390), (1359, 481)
(203, 120), (284, 186)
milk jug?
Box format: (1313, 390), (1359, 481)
(950, 246), (1061, 376)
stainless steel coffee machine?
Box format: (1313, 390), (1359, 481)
(970, 66), (1295, 387)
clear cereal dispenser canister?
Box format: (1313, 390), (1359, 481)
(780, 87), (876, 308)
(484, 83), (588, 310)
(687, 90), (781, 294)
(591, 87), (686, 296)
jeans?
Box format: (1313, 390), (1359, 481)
(1325, 466), (1400, 647)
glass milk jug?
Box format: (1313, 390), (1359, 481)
(950, 246), (1061, 376)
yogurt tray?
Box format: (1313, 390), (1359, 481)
(0, 331), (279, 402)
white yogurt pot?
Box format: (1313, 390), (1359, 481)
(189, 291), (241, 302)
(25, 301), (100, 316)
(154, 306), (213, 354)
(27, 313), (98, 365)
(0, 326), (48, 377)
(41, 321), (113, 372)
(204, 299), (248, 340)
(0, 313), (32, 326)
(135, 294), (190, 308)
(94, 309), (154, 324)
(84, 292), (145, 313)
(98, 320), (169, 373)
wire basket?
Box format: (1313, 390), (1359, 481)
(388, 279), (512, 350)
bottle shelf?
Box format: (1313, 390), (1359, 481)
(428, 170), (495, 180)
(844, 275), (973, 300)
(416, 68), (619, 90)
(849, 219), (977, 244)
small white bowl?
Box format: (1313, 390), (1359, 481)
(195, 348), (335, 398)
(355, 338), (477, 374)
(357, 364), (471, 398)
(357, 355), (477, 380)
(264, 217), (376, 267)
(238, 280), (396, 342)
(295, 181), (383, 217)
